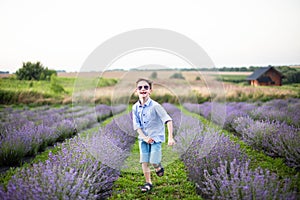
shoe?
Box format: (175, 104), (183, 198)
(141, 182), (152, 192)
(155, 167), (164, 177)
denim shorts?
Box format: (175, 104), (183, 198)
(139, 140), (162, 165)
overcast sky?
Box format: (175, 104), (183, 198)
(1, 0), (300, 73)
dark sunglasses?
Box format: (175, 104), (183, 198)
(137, 85), (150, 90)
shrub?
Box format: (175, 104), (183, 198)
(150, 71), (158, 79)
(202, 159), (297, 199)
(165, 103), (298, 199)
(15, 61), (56, 81)
(0, 112), (134, 199)
(233, 116), (300, 169)
(184, 99), (300, 169)
(0, 104), (127, 167)
(170, 72), (185, 79)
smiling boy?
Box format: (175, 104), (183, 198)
(132, 78), (175, 192)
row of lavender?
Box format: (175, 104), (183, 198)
(0, 104), (126, 166)
(163, 103), (298, 199)
(0, 112), (136, 199)
(183, 98), (300, 169)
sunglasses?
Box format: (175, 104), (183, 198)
(137, 85), (150, 90)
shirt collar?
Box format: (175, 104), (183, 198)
(138, 97), (152, 107)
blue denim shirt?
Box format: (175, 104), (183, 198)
(132, 98), (172, 143)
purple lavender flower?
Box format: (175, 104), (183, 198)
(233, 116), (300, 169)
(202, 159), (298, 199)
(0, 111), (134, 199)
(0, 104), (127, 167)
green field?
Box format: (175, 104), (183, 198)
(0, 75), (118, 105)
(0, 71), (299, 105)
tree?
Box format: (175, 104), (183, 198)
(170, 72), (185, 79)
(15, 61), (56, 81)
(277, 66), (300, 84)
(283, 71), (300, 84)
(150, 71), (158, 79)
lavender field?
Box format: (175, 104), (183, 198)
(164, 103), (299, 199)
(183, 98), (300, 170)
(0, 104), (126, 167)
(0, 111), (134, 199)
(0, 100), (299, 199)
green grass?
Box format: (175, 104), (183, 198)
(214, 74), (248, 83)
(0, 76), (118, 104)
(109, 139), (201, 199)
(109, 105), (202, 199)
(0, 76), (74, 94)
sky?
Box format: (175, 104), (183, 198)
(0, 0), (300, 73)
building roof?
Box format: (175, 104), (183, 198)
(246, 66), (282, 80)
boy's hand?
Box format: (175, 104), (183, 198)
(168, 138), (176, 146)
(144, 137), (154, 144)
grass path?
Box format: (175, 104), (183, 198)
(109, 139), (202, 199)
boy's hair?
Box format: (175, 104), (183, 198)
(136, 78), (153, 89)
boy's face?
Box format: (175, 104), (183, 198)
(136, 80), (151, 99)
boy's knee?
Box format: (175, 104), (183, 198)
(152, 163), (161, 169)
(142, 162), (149, 168)
(142, 162), (150, 172)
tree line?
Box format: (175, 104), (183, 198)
(13, 62), (300, 84)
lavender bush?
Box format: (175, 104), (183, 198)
(249, 98), (300, 127)
(233, 116), (300, 169)
(183, 101), (257, 131)
(0, 112), (135, 199)
(182, 131), (248, 194)
(85, 113), (136, 169)
(202, 159), (297, 199)
(183, 98), (300, 129)
(184, 99), (300, 169)
(0, 139), (119, 199)
(183, 102), (212, 118)
(0, 104), (126, 167)
(165, 103), (298, 199)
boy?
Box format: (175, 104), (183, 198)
(132, 78), (175, 192)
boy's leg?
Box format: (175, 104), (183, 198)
(153, 163), (164, 177)
(150, 142), (164, 176)
(153, 163), (162, 171)
(139, 140), (152, 184)
(142, 162), (152, 184)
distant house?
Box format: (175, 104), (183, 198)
(246, 66), (283, 86)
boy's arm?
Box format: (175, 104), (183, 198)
(166, 120), (175, 146)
